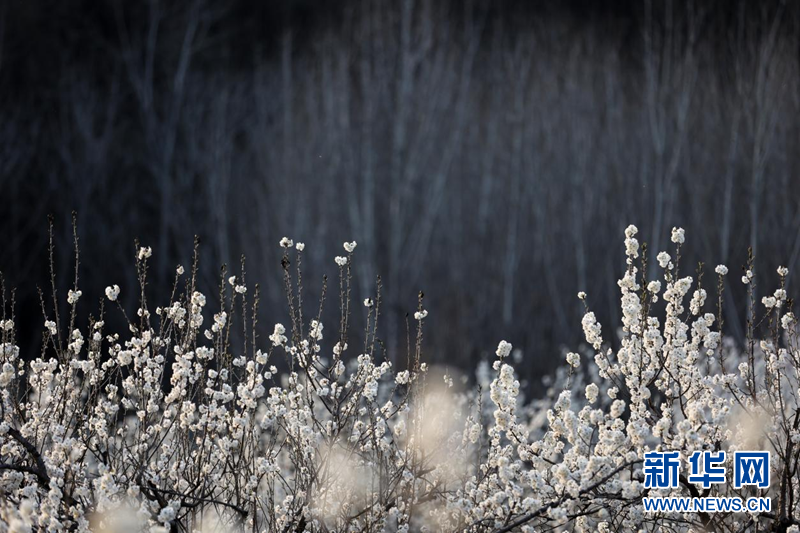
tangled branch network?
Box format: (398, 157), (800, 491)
(1, 224), (799, 532)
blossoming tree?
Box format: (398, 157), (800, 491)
(0, 224), (798, 532)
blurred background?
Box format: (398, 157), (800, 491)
(2, 0), (800, 391)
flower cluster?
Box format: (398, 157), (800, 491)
(1, 227), (798, 532)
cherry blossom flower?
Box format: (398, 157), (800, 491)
(105, 284), (120, 301)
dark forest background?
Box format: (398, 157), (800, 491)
(2, 0), (800, 391)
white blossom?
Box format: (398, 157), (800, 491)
(624, 224), (639, 258)
(670, 226), (685, 244)
(496, 340), (512, 358)
(269, 323), (287, 346)
(585, 383), (599, 403)
(566, 352), (580, 367)
(67, 289), (82, 304)
(105, 285), (120, 301)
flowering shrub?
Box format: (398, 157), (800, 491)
(1, 225), (799, 532)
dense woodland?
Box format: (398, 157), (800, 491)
(2, 0), (800, 389)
